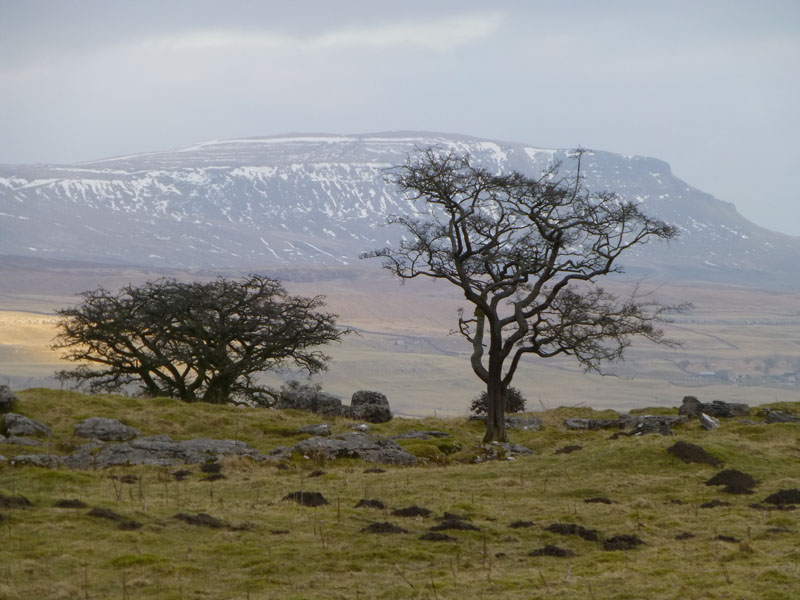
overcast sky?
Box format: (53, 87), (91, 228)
(1, 0), (798, 235)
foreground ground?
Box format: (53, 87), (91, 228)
(1, 389), (799, 599)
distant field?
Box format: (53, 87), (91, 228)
(2, 270), (800, 416)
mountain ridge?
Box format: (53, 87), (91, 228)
(1, 131), (798, 289)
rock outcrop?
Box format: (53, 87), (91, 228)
(679, 397), (749, 418)
(349, 391), (392, 423)
(2, 413), (52, 437)
(73, 417), (140, 441)
(293, 432), (416, 465)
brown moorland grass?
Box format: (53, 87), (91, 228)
(0, 389), (798, 599)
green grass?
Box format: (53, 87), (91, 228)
(1, 389), (799, 599)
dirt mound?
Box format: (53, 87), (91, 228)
(554, 445), (582, 455)
(675, 532), (696, 540)
(363, 468), (385, 473)
(544, 523), (600, 541)
(172, 512), (228, 528)
(705, 469), (758, 494)
(308, 470), (326, 478)
(584, 497), (615, 504)
(391, 505), (432, 517)
(355, 498), (386, 509)
(440, 512), (470, 521)
(361, 522), (407, 534)
(282, 491), (329, 507)
(714, 534), (740, 543)
(529, 544), (575, 557)
(603, 535), (644, 551)
(0, 493), (32, 508)
(420, 532), (458, 542)
(88, 507), (125, 521)
(763, 489), (800, 507)
(200, 462), (222, 474)
(667, 441), (722, 467)
(509, 520), (536, 528)
(430, 519), (480, 532)
(54, 499), (87, 508)
(202, 473), (226, 482)
(172, 469), (192, 481)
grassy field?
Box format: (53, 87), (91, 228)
(1, 389), (799, 599)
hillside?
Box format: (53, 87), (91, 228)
(1, 389), (798, 599)
(2, 132), (799, 288)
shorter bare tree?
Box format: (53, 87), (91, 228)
(364, 148), (681, 442)
(53, 275), (347, 404)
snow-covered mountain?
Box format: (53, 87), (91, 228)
(1, 131), (798, 288)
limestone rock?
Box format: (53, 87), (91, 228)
(0, 386), (16, 413)
(679, 397), (749, 418)
(350, 390), (392, 423)
(700, 413), (721, 430)
(62, 435), (266, 469)
(564, 417), (631, 431)
(294, 432), (416, 465)
(299, 423), (331, 436)
(505, 417), (542, 431)
(760, 409), (800, 424)
(2, 413), (51, 437)
(276, 382), (344, 417)
(11, 454), (64, 468)
(4, 436), (44, 446)
(74, 417), (140, 441)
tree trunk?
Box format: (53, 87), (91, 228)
(482, 372), (507, 443)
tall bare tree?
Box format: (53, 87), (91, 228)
(364, 148), (680, 442)
(54, 275), (346, 404)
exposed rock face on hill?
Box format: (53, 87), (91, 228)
(2, 132), (799, 288)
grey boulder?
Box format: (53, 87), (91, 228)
(679, 397), (749, 418)
(73, 417), (140, 441)
(700, 413), (721, 430)
(760, 409), (800, 424)
(349, 391), (392, 423)
(299, 423), (332, 436)
(3, 413), (52, 437)
(0, 386), (16, 412)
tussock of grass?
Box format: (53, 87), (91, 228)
(0, 390), (798, 598)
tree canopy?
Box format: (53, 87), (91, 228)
(364, 148), (681, 441)
(53, 275), (346, 404)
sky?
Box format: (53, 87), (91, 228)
(1, 0), (799, 235)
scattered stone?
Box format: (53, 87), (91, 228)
(363, 468), (385, 474)
(349, 391), (392, 423)
(430, 519), (480, 532)
(54, 499), (87, 508)
(391, 505), (432, 518)
(714, 534), (740, 543)
(628, 416), (684, 436)
(760, 409), (800, 424)
(763, 489), (800, 507)
(0, 492), (32, 508)
(0, 386), (17, 413)
(564, 417), (630, 431)
(172, 512), (228, 528)
(3, 436), (43, 446)
(679, 397), (749, 418)
(349, 423), (370, 432)
(299, 423), (331, 436)
(308, 469), (326, 478)
(509, 520), (536, 528)
(355, 499), (386, 509)
(544, 523), (600, 542)
(362, 522), (407, 534)
(172, 469), (192, 481)
(420, 532), (458, 542)
(0, 454), (5, 463)
(2, 413), (51, 437)
(505, 417), (542, 431)
(675, 532), (696, 540)
(700, 413), (721, 430)
(705, 469), (758, 494)
(200, 462), (222, 474)
(73, 417), (139, 442)
(62, 435), (264, 469)
(500, 442), (534, 456)
(555, 445), (582, 455)
(700, 499), (731, 509)
(584, 497), (615, 504)
(666, 441), (722, 467)
(282, 491), (329, 507)
(603, 535), (644, 551)
(293, 432), (417, 466)
(529, 545), (575, 558)
(10, 454), (63, 468)
(392, 430), (451, 441)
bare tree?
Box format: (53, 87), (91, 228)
(364, 148), (681, 442)
(53, 275), (347, 404)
